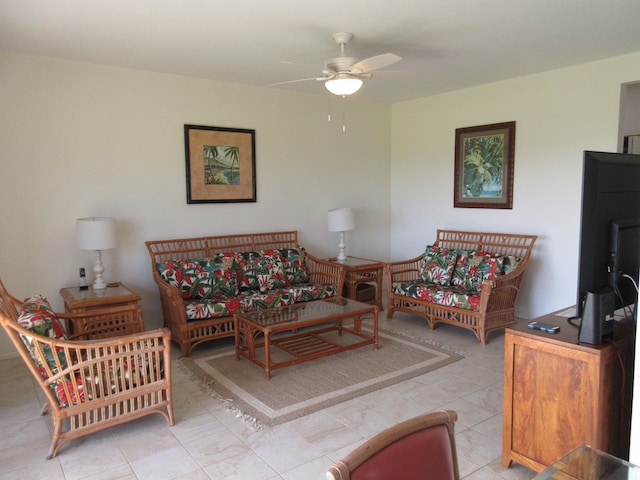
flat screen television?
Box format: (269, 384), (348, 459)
(576, 151), (640, 318)
(610, 218), (640, 312)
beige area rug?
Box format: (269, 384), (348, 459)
(180, 328), (464, 428)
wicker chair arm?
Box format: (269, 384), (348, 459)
(385, 255), (424, 284)
(305, 253), (347, 296)
(478, 270), (524, 313)
(151, 270), (188, 318)
(44, 328), (171, 405)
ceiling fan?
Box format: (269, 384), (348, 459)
(271, 32), (402, 96)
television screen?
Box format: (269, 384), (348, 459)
(609, 219), (640, 313)
(576, 151), (640, 318)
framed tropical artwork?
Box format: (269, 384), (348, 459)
(184, 124), (256, 203)
(454, 121), (515, 209)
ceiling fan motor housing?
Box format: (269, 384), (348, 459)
(325, 56), (358, 73)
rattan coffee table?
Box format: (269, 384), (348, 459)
(234, 297), (378, 379)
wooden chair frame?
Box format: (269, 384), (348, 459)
(327, 410), (459, 480)
(385, 230), (537, 344)
(0, 280), (174, 459)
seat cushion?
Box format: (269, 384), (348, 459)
(184, 283), (338, 321)
(392, 282), (481, 311)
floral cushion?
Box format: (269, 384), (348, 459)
(237, 251), (288, 293)
(450, 250), (505, 291)
(450, 250), (473, 288)
(18, 295), (67, 340)
(463, 252), (505, 291)
(157, 256), (238, 300)
(17, 296), (86, 406)
(502, 255), (522, 274)
(183, 283), (338, 321)
(420, 246), (457, 286)
(391, 282), (481, 312)
(270, 248), (310, 285)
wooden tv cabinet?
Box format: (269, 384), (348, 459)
(502, 311), (634, 472)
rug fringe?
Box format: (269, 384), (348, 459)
(176, 360), (265, 431)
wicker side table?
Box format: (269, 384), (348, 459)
(60, 282), (141, 313)
(325, 256), (384, 310)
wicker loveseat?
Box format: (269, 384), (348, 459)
(0, 280), (174, 459)
(385, 230), (537, 344)
(145, 231), (346, 357)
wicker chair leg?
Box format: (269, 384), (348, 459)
(47, 419), (64, 460)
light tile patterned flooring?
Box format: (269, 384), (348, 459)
(0, 309), (538, 479)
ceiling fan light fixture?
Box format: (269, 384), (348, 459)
(325, 77), (363, 96)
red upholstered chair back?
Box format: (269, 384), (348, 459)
(326, 410), (459, 480)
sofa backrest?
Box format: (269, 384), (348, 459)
(146, 231), (300, 266)
(433, 230), (537, 271)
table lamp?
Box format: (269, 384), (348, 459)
(328, 207), (355, 263)
(76, 217), (117, 289)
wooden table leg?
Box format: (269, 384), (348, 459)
(373, 307), (379, 350)
(234, 316), (240, 360)
(264, 330), (271, 380)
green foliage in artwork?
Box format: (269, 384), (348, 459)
(462, 134), (504, 197)
(203, 145), (240, 185)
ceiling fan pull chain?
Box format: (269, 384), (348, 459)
(342, 96), (347, 133)
(327, 94), (332, 122)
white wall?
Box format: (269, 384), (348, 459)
(0, 52), (392, 358)
(391, 52), (640, 319)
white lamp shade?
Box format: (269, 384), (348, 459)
(328, 208), (355, 232)
(325, 77), (363, 96)
(76, 217), (117, 250)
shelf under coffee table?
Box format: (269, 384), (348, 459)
(234, 297), (378, 379)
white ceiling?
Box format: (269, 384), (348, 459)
(2, 0), (640, 103)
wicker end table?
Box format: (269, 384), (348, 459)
(325, 256), (384, 310)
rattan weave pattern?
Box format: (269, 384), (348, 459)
(145, 231), (346, 357)
(385, 229), (537, 344)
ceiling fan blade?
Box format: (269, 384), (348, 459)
(350, 53), (401, 74)
(269, 77), (324, 86)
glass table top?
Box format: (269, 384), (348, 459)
(534, 445), (640, 480)
(236, 297), (375, 327)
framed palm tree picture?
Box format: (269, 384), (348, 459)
(185, 125), (256, 203)
(454, 121), (515, 209)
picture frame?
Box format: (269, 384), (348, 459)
(184, 124), (256, 203)
(454, 121), (515, 209)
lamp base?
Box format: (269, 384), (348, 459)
(92, 250), (107, 290)
(336, 231), (347, 263)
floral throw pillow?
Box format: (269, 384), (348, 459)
(274, 248), (310, 285)
(420, 246), (457, 286)
(238, 251), (288, 293)
(464, 252), (505, 291)
(157, 257), (238, 300)
(18, 295), (67, 340)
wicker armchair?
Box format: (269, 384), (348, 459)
(0, 280), (175, 459)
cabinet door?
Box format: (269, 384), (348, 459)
(504, 331), (602, 470)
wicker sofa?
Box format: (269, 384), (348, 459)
(385, 230), (537, 344)
(145, 231), (346, 357)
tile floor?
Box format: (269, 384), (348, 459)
(0, 309), (538, 480)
